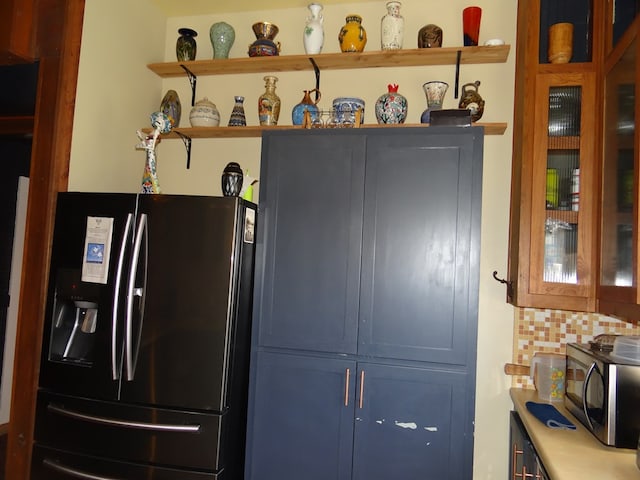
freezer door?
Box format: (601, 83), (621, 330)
(39, 193), (138, 400)
(32, 445), (222, 479)
(119, 195), (254, 412)
(34, 391), (226, 473)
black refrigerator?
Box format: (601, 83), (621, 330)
(31, 192), (257, 480)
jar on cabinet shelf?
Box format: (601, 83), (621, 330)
(380, 1), (404, 50)
(339, 14), (367, 52)
(189, 97), (220, 127)
(209, 21), (235, 59)
(375, 83), (407, 124)
(292, 89), (321, 125)
(228, 96), (247, 126)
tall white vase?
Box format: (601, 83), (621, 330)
(303, 3), (324, 54)
(381, 1), (404, 50)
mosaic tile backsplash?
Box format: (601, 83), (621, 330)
(511, 308), (640, 388)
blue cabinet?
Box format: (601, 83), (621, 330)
(247, 128), (483, 480)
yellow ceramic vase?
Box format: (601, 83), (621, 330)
(339, 14), (367, 52)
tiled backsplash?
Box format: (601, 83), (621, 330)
(511, 308), (640, 388)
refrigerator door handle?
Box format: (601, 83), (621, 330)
(111, 213), (134, 380)
(125, 213), (148, 381)
(47, 404), (202, 433)
(43, 458), (118, 480)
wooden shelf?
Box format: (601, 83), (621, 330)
(144, 122), (508, 139)
(0, 115), (34, 135)
(147, 45), (510, 77)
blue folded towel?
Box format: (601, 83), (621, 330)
(526, 401), (576, 430)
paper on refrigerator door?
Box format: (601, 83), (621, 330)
(81, 216), (114, 284)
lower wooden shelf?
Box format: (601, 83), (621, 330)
(144, 122), (507, 139)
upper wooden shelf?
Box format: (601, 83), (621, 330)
(147, 45), (511, 77)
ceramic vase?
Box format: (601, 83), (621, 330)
(221, 162), (243, 196)
(418, 24), (442, 48)
(292, 89), (321, 125)
(140, 140), (161, 194)
(258, 75), (281, 126)
(375, 84), (407, 124)
(303, 3), (324, 54)
(160, 89), (181, 127)
(228, 96), (247, 126)
(209, 21), (235, 59)
(189, 97), (220, 127)
(176, 28), (197, 61)
(420, 81), (448, 123)
(249, 22), (281, 57)
(381, 1), (404, 50)
(458, 81), (485, 122)
(339, 15), (367, 52)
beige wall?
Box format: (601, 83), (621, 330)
(70, 1), (517, 478)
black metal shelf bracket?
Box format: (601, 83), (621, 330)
(180, 64), (197, 107)
(174, 131), (193, 169)
(308, 57), (321, 102)
(454, 50), (461, 99)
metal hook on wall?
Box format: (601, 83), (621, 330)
(492, 271), (514, 301)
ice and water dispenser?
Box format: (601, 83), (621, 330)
(48, 268), (101, 365)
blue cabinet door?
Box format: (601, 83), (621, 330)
(255, 131), (366, 354)
(246, 351), (356, 480)
(358, 130), (483, 365)
(352, 362), (473, 480)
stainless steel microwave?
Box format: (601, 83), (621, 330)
(565, 342), (640, 449)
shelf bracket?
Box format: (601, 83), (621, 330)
(308, 57), (321, 102)
(180, 64), (197, 107)
(454, 50), (461, 99)
(174, 131), (193, 169)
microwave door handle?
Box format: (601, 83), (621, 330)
(582, 362), (598, 431)
(125, 213), (147, 381)
(111, 213), (134, 380)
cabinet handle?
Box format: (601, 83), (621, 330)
(359, 370), (365, 409)
(512, 443), (523, 479)
(344, 368), (350, 406)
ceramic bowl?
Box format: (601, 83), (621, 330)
(332, 97), (365, 124)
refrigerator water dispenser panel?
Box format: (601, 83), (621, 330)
(49, 269), (101, 366)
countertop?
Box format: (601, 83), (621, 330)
(510, 388), (639, 479)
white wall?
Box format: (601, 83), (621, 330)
(70, 1), (516, 477)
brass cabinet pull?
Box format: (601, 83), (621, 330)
(344, 368), (350, 406)
(359, 370), (365, 409)
(512, 443), (523, 479)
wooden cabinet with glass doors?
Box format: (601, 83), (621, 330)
(508, 0), (603, 311)
(599, 15), (639, 318)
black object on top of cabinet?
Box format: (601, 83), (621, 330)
(246, 127), (483, 480)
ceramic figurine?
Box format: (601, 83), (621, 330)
(136, 111), (172, 194)
(303, 3), (324, 54)
(339, 15), (367, 52)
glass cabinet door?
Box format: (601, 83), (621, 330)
(600, 28), (637, 304)
(530, 73), (597, 296)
